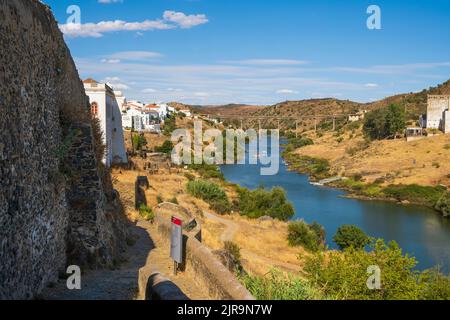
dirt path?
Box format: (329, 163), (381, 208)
(203, 212), (301, 274)
(41, 220), (211, 300)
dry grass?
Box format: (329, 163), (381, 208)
(112, 155), (305, 277)
(297, 129), (450, 187)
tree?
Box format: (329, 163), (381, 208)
(287, 220), (325, 252)
(333, 225), (371, 250)
(363, 104), (406, 140)
(363, 108), (386, 140)
(384, 103), (406, 138)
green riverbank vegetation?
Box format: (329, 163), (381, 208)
(243, 236), (450, 300)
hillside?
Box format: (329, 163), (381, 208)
(365, 79), (450, 118)
(252, 98), (361, 118)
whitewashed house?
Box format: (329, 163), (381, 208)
(83, 78), (128, 166)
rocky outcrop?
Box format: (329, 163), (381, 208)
(0, 0), (127, 299)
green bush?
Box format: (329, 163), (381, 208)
(363, 104), (406, 140)
(287, 220), (325, 252)
(333, 225), (371, 250)
(283, 154), (331, 180)
(189, 163), (224, 180)
(383, 184), (446, 207)
(139, 204), (155, 222)
(235, 186), (295, 221)
(418, 268), (450, 300)
(156, 195), (164, 204)
(305, 239), (450, 300)
(187, 180), (231, 214)
(241, 270), (322, 300)
(435, 191), (450, 217)
(132, 134), (148, 151)
(163, 116), (177, 136)
(288, 136), (314, 149)
(155, 140), (174, 154)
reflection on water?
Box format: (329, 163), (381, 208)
(220, 140), (450, 272)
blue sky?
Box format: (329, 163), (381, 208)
(44, 0), (450, 105)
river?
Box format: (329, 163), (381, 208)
(220, 140), (450, 272)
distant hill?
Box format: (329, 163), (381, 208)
(168, 79), (450, 121)
(364, 79), (450, 118)
(251, 98), (361, 118)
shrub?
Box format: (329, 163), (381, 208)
(288, 136), (314, 149)
(241, 270), (322, 300)
(383, 184), (446, 207)
(187, 180), (231, 214)
(156, 195), (164, 204)
(305, 239), (450, 300)
(189, 163), (224, 180)
(236, 186), (295, 221)
(224, 241), (242, 262)
(163, 116), (177, 136)
(139, 204), (155, 222)
(169, 197), (179, 205)
(333, 225), (371, 250)
(155, 140), (174, 154)
(132, 133), (148, 151)
(287, 220), (325, 252)
(418, 268), (450, 300)
(305, 240), (420, 300)
(184, 172), (196, 181)
(435, 191), (450, 217)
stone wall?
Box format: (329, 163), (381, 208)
(0, 0), (126, 299)
(152, 215), (254, 301)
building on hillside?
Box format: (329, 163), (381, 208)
(348, 110), (368, 122)
(180, 109), (192, 117)
(426, 95), (450, 133)
(83, 78), (128, 166)
(121, 103), (162, 133)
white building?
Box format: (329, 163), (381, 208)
(83, 78), (128, 166)
(427, 95), (450, 133)
(180, 109), (192, 117)
(121, 103), (162, 133)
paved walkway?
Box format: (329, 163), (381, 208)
(41, 220), (211, 300)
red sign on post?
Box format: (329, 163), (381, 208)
(170, 216), (183, 272)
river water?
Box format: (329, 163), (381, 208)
(220, 140), (450, 272)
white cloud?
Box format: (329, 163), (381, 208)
(222, 59), (308, 66)
(59, 11), (208, 38)
(142, 88), (157, 93)
(101, 58), (121, 64)
(364, 83), (378, 88)
(98, 0), (123, 3)
(163, 11), (208, 29)
(104, 51), (162, 61)
(102, 77), (129, 90)
(276, 89), (298, 94)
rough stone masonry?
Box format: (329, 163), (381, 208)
(0, 0), (127, 299)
